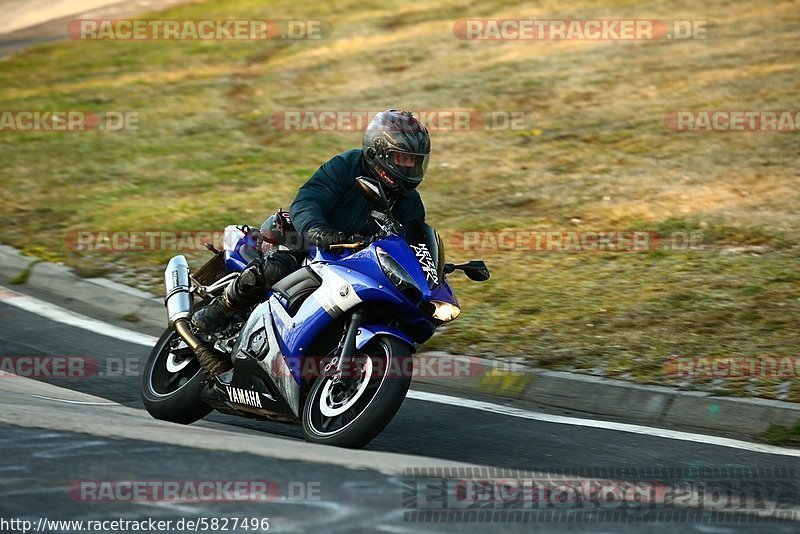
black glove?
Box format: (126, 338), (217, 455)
(306, 225), (352, 248)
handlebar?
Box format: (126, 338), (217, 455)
(328, 242), (365, 250)
(328, 234), (381, 250)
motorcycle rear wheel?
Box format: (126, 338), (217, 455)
(141, 327), (211, 424)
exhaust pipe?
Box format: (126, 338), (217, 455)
(165, 255), (193, 327)
(164, 255), (231, 377)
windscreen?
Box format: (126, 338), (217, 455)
(404, 221), (444, 289)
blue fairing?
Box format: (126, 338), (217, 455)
(222, 231), (456, 384)
(224, 232), (259, 272)
(355, 325), (415, 350)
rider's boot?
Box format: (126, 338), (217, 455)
(192, 251), (300, 334)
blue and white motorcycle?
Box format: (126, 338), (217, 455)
(141, 177), (490, 448)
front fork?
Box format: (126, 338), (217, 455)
(325, 309), (368, 378)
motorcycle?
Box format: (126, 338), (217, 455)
(141, 177), (490, 448)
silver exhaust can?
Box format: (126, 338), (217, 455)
(164, 255), (192, 327)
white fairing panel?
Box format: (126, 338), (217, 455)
(223, 225), (245, 252)
(310, 265), (363, 317)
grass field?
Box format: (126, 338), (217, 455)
(1, 0), (799, 399)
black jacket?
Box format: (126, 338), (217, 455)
(289, 149), (425, 237)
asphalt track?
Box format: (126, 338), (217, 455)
(1, 282), (799, 533)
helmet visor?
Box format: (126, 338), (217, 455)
(386, 149), (429, 182)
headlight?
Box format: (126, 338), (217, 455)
(429, 300), (461, 322)
(376, 247), (420, 297)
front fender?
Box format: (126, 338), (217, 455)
(355, 325), (416, 353)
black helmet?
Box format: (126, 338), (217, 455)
(362, 110), (431, 195)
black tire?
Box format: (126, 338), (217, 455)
(302, 335), (412, 448)
(141, 327), (211, 424)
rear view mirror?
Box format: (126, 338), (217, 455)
(355, 176), (390, 211)
(444, 260), (490, 282)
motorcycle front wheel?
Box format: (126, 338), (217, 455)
(302, 335), (412, 448)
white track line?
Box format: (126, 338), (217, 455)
(3, 285), (800, 458)
(406, 390), (800, 458)
(28, 394), (119, 406)
(0, 286), (157, 346)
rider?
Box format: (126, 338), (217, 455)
(192, 109), (432, 334)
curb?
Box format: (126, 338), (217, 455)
(0, 244), (165, 330)
(1, 245), (798, 438)
(411, 355), (800, 436)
